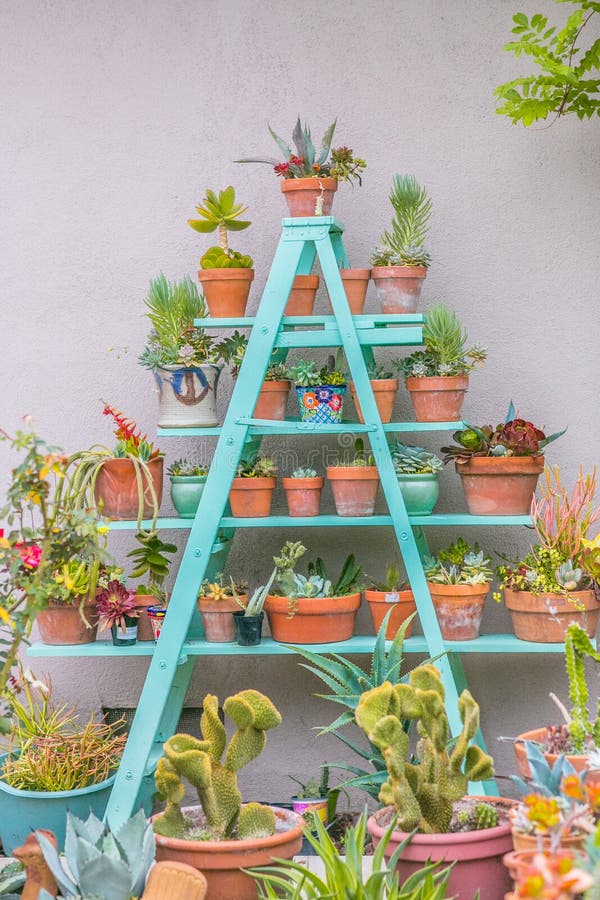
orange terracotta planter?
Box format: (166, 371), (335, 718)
(135, 594), (159, 642)
(94, 457), (164, 520)
(503, 848), (578, 886)
(428, 582), (490, 640)
(327, 269), (370, 314)
(456, 455), (544, 516)
(264, 593), (361, 643)
(229, 477), (276, 517)
(504, 588), (599, 642)
(153, 805), (304, 900)
(513, 726), (600, 785)
(285, 274), (319, 315)
(198, 595), (245, 642)
(510, 824), (585, 853)
(197, 268), (254, 317)
(365, 589), (417, 638)
(327, 466), (380, 516)
(253, 380), (290, 420)
(281, 476), (323, 517)
(350, 379), (399, 424)
(281, 177), (337, 217)
(405, 375), (468, 423)
(371, 266), (427, 313)
(37, 601), (98, 645)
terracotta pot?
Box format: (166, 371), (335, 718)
(327, 269), (370, 314)
(229, 477), (276, 517)
(327, 466), (380, 516)
(281, 476), (323, 517)
(155, 364), (221, 428)
(368, 798), (514, 900)
(370, 266), (427, 314)
(405, 375), (469, 423)
(456, 455), (544, 516)
(510, 824), (585, 853)
(265, 593), (361, 643)
(365, 589), (417, 638)
(350, 379), (399, 424)
(197, 268), (254, 317)
(152, 805), (304, 900)
(427, 582), (490, 640)
(198, 595), (245, 642)
(513, 726), (600, 785)
(503, 848), (577, 885)
(37, 601), (98, 645)
(254, 381), (290, 420)
(281, 177), (337, 217)
(135, 594), (159, 642)
(285, 274), (319, 315)
(94, 457), (164, 520)
(504, 588), (599, 642)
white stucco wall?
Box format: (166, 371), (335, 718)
(1, 0), (599, 803)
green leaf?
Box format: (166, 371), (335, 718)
(513, 12), (528, 27)
(268, 124), (293, 160)
(219, 185), (235, 213)
(188, 219), (217, 233)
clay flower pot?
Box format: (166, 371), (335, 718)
(282, 476), (324, 517)
(513, 726), (600, 785)
(229, 477), (276, 517)
(504, 588), (600, 642)
(455, 455), (545, 516)
(152, 805), (304, 900)
(264, 593), (361, 643)
(327, 269), (370, 314)
(405, 375), (469, 423)
(135, 594), (160, 641)
(281, 177), (337, 217)
(94, 457), (164, 520)
(503, 848), (579, 885)
(155, 364), (221, 428)
(285, 274), (319, 315)
(350, 379), (399, 424)
(365, 589), (417, 638)
(327, 466), (380, 516)
(371, 266), (427, 313)
(254, 381), (291, 420)
(396, 473), (439, 515)
(510, 823), (585, 853)
(427, 582), (490, 640)
(197, 268), (254, 317)
(368, 798), (514, 900)
(37, 601), (98, 645)
(198, 595), (245, 643)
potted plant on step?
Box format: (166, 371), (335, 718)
(188, 186), (254, 317)
(282, 467), (324, 517)
(197, 573), (248, 643)
(254, 362), (291, 421)
(350, 361), (399, 424)
(285, 273), (320, 315)
(232, 570), (276, 646)
(391, 441), (443, 515)
(355, 665), (514, 900)
(395, 304), (487, 422)
(264, 541), (363, 643)
(288, 765), (340, 829)
(126, 531), (176, 641)
(326, 265), (371, 314)
(365, 560), (417, 638)
(424, 538), (494, 640)
(229, 455), (277, 517)
(289, 356), (347, 424)
(370, 174), (431, 313)
(150, 690), (304, 898)
(441, 403), (565, 515)
(327, 438), (380, 517)
(237, 117), (365, 217)
(496, 467), (600, 641)
(96, 579), (140, 646)
(168, 459), (209, 518)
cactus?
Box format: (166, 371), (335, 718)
(355, 665), (494, 833)
(564, 624), (600, 753)
(153, 690), (281, 841)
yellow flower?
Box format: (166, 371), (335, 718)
(97, 525), (109, 535)
(25, 491), (41, 505)
(0, 608), (11, 625)
(0, 538), (9, 549)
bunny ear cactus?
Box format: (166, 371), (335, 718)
(153, 690), (281, 841)
(355, 665), (494, 834)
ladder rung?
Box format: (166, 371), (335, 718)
(194, 314), (425, 328)
(106, 514), (533, 531)
(157, 420), (464, 437)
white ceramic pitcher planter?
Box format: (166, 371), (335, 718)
(154, 364), (221, 427)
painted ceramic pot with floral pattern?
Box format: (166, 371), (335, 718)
(295, 385), (346, 424)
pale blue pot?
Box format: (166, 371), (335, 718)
(169, 474), (207, 518)
(396, 473), (439, 515)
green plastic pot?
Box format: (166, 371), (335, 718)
(396, 472), (439, 515)
(169, 474), (207, 518)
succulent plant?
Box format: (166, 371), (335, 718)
(424, 539), (493, 586)
(454, 801), (499, 832)
(391, 442), (442, 475)
(200, 246), (253, 269)
(367, 560), (408, 593)
(264, 362), (290, 381)
(168, 459), (209, 477)
(272, 542), (363, 604)
(95, 580), (139, 632)
(441, 403), (565, 462)
(233, 568), (277, 617)
(396, 305), (487, 378)
(292, 467), (318, 478)
(366, 360), (395, 379)
(289, 357), (346, 387)
(188, 186), (252, 265)
(371, 175), (432, 269)
(555, 562), (583, 591)
(236, 455), (277, 478)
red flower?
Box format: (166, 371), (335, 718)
(329, 394), (343, 412)
(15, 543), (42, 569)
(289, 155), (304, 167)
(274, 162), (290, 176)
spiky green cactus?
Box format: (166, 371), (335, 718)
(471, 801), (499, 830)
(153, 690), (281, 841)
(355, 664), (494, 834)
(565, 624), (600, 753)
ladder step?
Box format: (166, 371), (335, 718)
(157, 420), (464, 438)
(195, 314), (425, 328)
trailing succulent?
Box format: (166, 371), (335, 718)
(441, 402), (565, 462)
(153, 690), (281, 841)
(564, 624), (600, 754)
(396, 304), (486, 379)
(391, 442), (442, 475)
(355, 665), (495, 833)
(424, 538), (493, 586)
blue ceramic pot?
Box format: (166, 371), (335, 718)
(396, 473), (439, 515)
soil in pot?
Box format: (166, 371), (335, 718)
(36, 601), (98, 645)
(154, 364), (221, 428)
(397, 473), (439, 515)
(281, 177), (337, 217)
(197, 268), (254, 317)
(428, 583), (490, 640)
(253, 381), (290, 421)
(371, 266), (427, 314)
(405, 375), (468, 423)
(285, 275), (319, 315)
(282, 476), (323, 517)
(199, 595), (244, 643)
(233, 610), (264, 646)
(513, 726), (600, 785)
(94, 457), (164, 520)
(229, 477), (276, 517)
(350, 379), (399, 424)
(264, 593), (362, 643)
(504, 588), (600, 642)
(170, 475), (207, 518)
(456, 455), (544, 516)
(327, 466), (380, 516)
(365, 589), (417, 638)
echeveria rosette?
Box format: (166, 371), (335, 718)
(96, 580), (139, 633)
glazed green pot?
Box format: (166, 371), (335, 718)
(396, 473), (439, 515)
(170, 475), (207, 518)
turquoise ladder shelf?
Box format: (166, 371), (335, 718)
(29, 216), (566, 830)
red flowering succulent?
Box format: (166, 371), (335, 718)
(96, 580), (139, 633)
